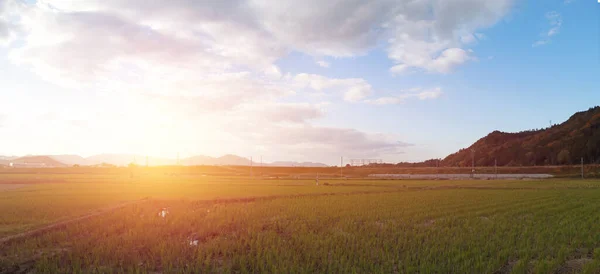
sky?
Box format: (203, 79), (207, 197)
(0, 0), (598, 165)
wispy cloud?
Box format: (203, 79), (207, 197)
(365, 87), (443, 105)
(293, 73), (373, 102)
(533, 11), (562, 47)
(316, 60), (330, 68)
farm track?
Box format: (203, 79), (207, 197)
(0, 198), (149, 246)
(0, 187), (407, 248)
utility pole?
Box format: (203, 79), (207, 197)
(340, 156), (343, 178)
(471, 149), (475, 178)
(250, 156), (253, 178)
(260, 155), (262, 177)
(495, 158), (498, 179)
(581, 157), (584, 179)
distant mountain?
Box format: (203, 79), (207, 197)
(2, 153), (328, 167)
(269, 161), (328, 167)
(8, 156), (67, 167)
(179, 155), (329, 167)
(49, 155), (88, 166)
(85, 154), (140, 166)
(180, 155), (214, 166)
(442, 106), (600, 166)
(213, 154), (252, 166)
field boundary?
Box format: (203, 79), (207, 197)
(0, 198), (149, 246)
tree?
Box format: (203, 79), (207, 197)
(525, 152), (535, 166)
(557, 149), (571, 165)
(587, 137), (599, 163)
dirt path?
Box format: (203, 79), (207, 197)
(0, 198), (149, 246)
(0, 184), (27, 192)
(0, 187), (410, 246)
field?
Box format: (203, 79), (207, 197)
(2, 167), (600, 273)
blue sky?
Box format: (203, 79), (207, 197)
(0, 0), (598, 164)
(280, 0), (600, 160)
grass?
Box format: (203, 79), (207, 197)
(0, 173), (403, 237)
(2, 170), (600, 273)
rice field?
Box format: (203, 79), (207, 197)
(1, 170), (600, 273)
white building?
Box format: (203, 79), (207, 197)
(9, 162), (49, 168)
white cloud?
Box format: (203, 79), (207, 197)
(546, 12), (562, 37)
(532, 40), (549, 47)
(140, 72), (296, 114)
(429, 48), (472, 74)
(533, 11), (562, 47)
(366, 96), (403, 105)
(235, 102), (326, 124)
(365, 87), (443, 105)
(460, 34), (477, 44)
(460, 33), (486, 44)
(316, 60), (330, 68)
(388, 35), (474, 75)
(0, 0), (19, 45)
(417, 88), (443, 100)
(267, 125), (411, 154)
(2, 0), (515, 82)
(9, 8), (224, 88)
(251, 0), (392, 57)
(0, 0), (515, 161)
(387, 0), (514, 74)
(227, 122), (412, 159)
(264, 65), (283, 79)
(293, 73), (373, 102)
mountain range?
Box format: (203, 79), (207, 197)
(0, 154), (328, 167)
(2, 106), (599, 168)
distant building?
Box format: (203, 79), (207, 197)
(9, 162), (49, 168)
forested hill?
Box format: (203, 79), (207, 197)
(442, 106), (600, 167)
